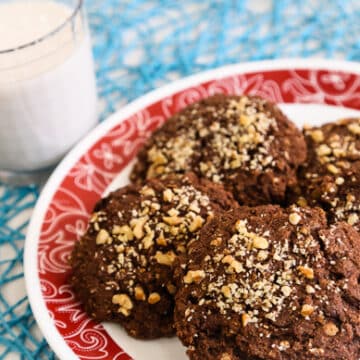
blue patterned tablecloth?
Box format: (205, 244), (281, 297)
(1, 1), (360, 358)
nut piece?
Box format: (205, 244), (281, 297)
(222, 255), (244, 273)
(289, 213), (301, 225)
(298, 266), (314, 280)
(140, 186), (155, 197)
(335, 177), (345, 185)
(239, 114), (252, 127)
(210, 237), (222, 246)
(221, 285), (232, 299)
(327, 164), (339, 174)
(252, 236), (269, 249)
(154, 251), (176, 266)
(309, 348), (325, 356)
(323, 322), (339, 336)
(113, 225), (134, 242)
(112, 294), (133, 316)
(162, 215), (182, 226)
(156, 233), (167, 246)
(297, 196), (308, 207)
(166, 283), (177, 295)
(316, 144), (332, 156)
(184, 270), (206, 284)
(189, 215), (205, 232)
(142, 230), (155, 249)
(134, 286), (146, 301)
(148, 292), (161, 304)
(347, 213), (359, 226)
(242, 313), (251, 327)
(257, 250), (268, 261)
(347, 122), (360, 135)
(279, 341), (290, 349)
(309, 129), (324, 143)
(96, 229), (111, 245)
(301, 304), (314, 317)
(305, 285), (315, 294)
(130, 216), (148, 239)
(220, 353), (232, 360)
(281, 285), (292, 297)
(176, 244), (186, 254)
(163, 189), (174, 202)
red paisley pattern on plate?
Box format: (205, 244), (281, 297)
(37, 69), (360, 359)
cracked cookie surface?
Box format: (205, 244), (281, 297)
(131, 94), (306, 205)
(174, 205), (360, 359)
(69, 173), (237, 339)
(295, 118), (360, 231)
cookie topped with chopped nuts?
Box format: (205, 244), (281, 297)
(130, 94), (306, 205)
(296, 118), (360, 231)
(69, 173), (237, 339)
(174, 205), (360, 360)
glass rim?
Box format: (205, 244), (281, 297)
(0, 0), (83, 55)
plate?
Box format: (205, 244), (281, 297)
(24, 59), (360, 360)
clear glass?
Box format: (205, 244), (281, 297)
(0, 0), (98, 185)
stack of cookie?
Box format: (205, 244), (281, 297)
(70, 95), (360, 360)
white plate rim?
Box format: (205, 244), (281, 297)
(24, 58), (360, 360)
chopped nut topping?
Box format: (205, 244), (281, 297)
(184, 270), (206, 284)
(176, 244), (186, 253)
(142, 231), (155, 249)
(222, 255), (243, 273)
(297, 196), (308, 207)
(335, 177), (345, 185)
(134, 286), (146, 301)
(347, 122), (360, 135)
(156, 233), (167, 246)
(289, 213), (301, 225)
(163, 189), (174, 202)
(130, 216), (148, 239)
(323, 322), (339, 336)
(309, 129), (324, 143)
(221, 285), (232, 298)
(281, 285), (292, 297)
(140, 186), (155, 197)
(305, 285), (315, 294)
(154, 251), (176, 266)
(220, 353), (232, 360)
(162, 215), (182, 226)
(242, 313), (251, 327)
(166, 283), (177, 295)
(347, 213), (359, 226)
(298, 266), (314, 279)
(309, 348), (325, 356)
(113, 225), (134, 242)
(189, 215), (204, 232)
(257, 250), (268, 261)
(96, 229), (111, 245)
(316, 144), (332, 156)
(210, 237), (222, 246)
(279, 340), (290, 349)
(301, 304), (314, 317)
(148, 292), (161, 304)
(112, 294), (133, 316)
(252, 236), (269, 249)
(327, 164), (339, 174)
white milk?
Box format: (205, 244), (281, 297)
(0, 1), (97, 172)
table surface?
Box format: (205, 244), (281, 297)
(1, 0), (360, 359)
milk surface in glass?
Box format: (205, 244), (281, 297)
(0, 0), (97, 182)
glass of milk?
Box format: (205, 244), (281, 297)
(0, 0), (98, 185)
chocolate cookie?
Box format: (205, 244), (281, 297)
(130, 94), (306, 205)
(69, 173), (237, 339)
(295, 118), (360, 231)
(174, 205), (360, 360)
